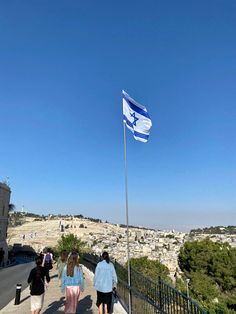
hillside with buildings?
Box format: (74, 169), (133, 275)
(7, 213), (185, 275)
(7, 213), (236, 279)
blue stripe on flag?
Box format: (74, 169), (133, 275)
(133, 130), (149, 140)
(123, 115), (149, 141)
(123, 95), (150, 119)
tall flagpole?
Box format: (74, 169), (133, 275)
(123, 121), (132, 314)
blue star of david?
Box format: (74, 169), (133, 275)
(130, 112), (139, 126)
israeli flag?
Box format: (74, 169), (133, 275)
(122, 90), (152, 142)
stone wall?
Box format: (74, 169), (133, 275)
(0, 183), (11, 264)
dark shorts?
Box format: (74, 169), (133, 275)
(96, 291), (112, 312)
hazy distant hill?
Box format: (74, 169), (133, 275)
(9, 211), (155, 231)
(190, 225), (236, 234)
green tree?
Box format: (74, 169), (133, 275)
(179, 239), (236, 290)
(175, 277), (186, 293)
(178, 239), (236, 312)
(129, 256), (170, 281)
(56, 234), (86, 255)
(190, 272), (219, 302)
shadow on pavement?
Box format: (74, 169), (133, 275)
(20, 295), (31, 304)
(77, 295), (94, 313)
(43, 296), (65, 314)
(43, 295), (94, 314)
(50, 273), (58, 279)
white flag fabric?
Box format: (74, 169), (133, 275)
(122, 90), (152, 142)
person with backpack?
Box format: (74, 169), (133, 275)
(43, 249), (54, 271)
(28, 256), (50, 314)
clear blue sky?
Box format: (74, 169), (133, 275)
(1, 1), (236, 231)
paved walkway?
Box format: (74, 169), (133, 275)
(1, 266), (126, 314)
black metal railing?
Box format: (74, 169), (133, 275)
(82, 253), (206, 314)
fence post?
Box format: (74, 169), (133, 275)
(158, 276), (163, 312)
(129, 265), (132, 314)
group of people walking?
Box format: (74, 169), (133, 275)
(28, 250), (117, 314)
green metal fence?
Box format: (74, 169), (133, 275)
(82, 253), (206, 314)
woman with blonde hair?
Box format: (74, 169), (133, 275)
(61, 253), (84, 314)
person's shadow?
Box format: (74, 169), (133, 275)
(43, 296), (65, 314)
(43, 295), (94, 314)
(76, 295), (93, 313)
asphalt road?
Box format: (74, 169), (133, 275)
(0, 262), (35, 310)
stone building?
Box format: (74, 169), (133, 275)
(0, 182), (11, 265)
